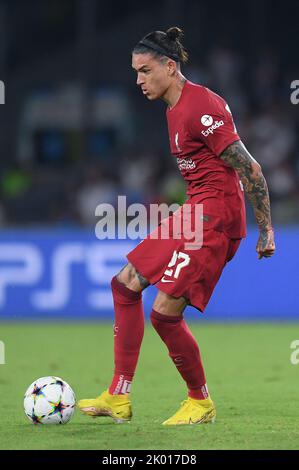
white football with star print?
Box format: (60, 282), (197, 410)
(23, 376), (76, 424)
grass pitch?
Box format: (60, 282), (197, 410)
(0, 322), (298, 450)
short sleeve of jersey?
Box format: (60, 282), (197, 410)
(188, 87), (240, 157)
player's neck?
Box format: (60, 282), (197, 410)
(162, 74), (187, 109)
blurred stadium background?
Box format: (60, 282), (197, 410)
(0, 0), (298, 321)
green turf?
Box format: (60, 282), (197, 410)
(0, 322), (298, 450)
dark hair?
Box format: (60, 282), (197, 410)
(133, 27), (188, 65)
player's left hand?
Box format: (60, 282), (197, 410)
(256, 228), (275, 259)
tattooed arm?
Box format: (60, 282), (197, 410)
(220, 140), (275, 259)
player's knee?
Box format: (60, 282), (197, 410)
(153, 291), (187, 316)
(115, 264), (131, 286)
(115, 263), (149, 292)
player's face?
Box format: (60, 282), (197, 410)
(132, 53), (172, 100)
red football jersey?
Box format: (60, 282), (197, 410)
(166, 80), (246, 239)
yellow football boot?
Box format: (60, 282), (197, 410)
(78, 390), (132, 423)
(162, 396), (216, 425)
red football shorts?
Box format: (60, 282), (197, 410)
(126, 203), (241, 313)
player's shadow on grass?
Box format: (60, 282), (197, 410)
(19, 422), (117, 429)
(71, 422), (116, 426)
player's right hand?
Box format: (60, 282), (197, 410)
(256, 228), (275, 260)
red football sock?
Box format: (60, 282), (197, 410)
(108, 276), (144, 395)
(150, 309), (209, 400)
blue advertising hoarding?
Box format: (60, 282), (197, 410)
(0, 228), (297, 321)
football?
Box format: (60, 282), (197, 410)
(24, 376), (76, 424)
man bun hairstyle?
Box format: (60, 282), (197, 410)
(165, 26), (183, 42)
(133, 26), (189, 65)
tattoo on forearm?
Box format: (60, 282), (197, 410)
(220, 141), (272, 230)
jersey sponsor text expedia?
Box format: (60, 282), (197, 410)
(201, 120), (224, 137)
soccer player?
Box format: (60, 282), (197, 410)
(78, 27), (275, 425)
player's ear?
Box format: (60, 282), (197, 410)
(167, 59), (177, 76)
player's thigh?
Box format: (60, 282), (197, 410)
(116, 262), (150, 292)
(153, 290), (188, 316)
